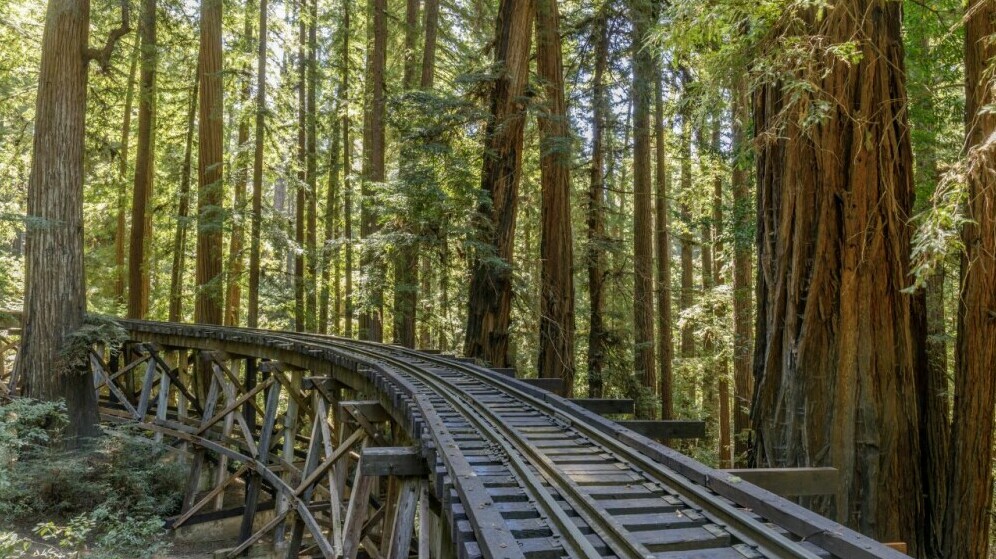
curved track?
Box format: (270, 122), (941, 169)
(4, 318), (908, 559)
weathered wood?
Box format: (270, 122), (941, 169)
(361, 447), (427, 477)
(721, 468), (839, 497)
(417, 480), (430, 559)
(570, 398), (634, 415)
(172, 464), (248, 528)
(342, 439), (374, 559)
(617, 420), (705, 439)
(285, 396), (327, 558)
(491, 367), (516, 377)
(385, 477), (419, 559)
(520, 377), (563, 393)
(182, 373), (221, 512)
(237, 379), (281, 545)
(340, 400), (390, 423)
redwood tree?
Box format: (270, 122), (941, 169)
(359, 0), (386, 342)
(195, 0), (224, 329)
(535, 0), (575, 394)
(18, 0), (129, 445)
(463, 0), (534, 366)
(127, 0), (156, 320)
(585, 6), (608, 399)
(750, 0), (924, 548)
(942, 1), (996, 556)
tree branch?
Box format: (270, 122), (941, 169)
(86, 0), (132, 73)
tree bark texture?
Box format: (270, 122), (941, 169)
(168, 65), (198, 322)
(463, 0), (534, 367)
(342, 0), (354, 338)
(535, 0), (575, 395)
(586, 6), (608, 399)
(225, 6), (252, 328)
(195, 0), (224, 330)
(653, 70), (674, 420)
(392, 0), (422, 348)
(731, 83), (753, 466)
(127, 0), (156, 319)
(247, 0), (267, 328)
(750, 0), (924, 547)
(19, 0), (104, 443)
(943, 1), (996, 556)
(359, 0), (386, 342)
(114, 40), (139, 307)
(306, 0), (318, 331)
(294, 2), (307, 332)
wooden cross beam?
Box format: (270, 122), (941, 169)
(720, 467), (839, 497)
(360, 447), (428, 477)
(570, 398), (635, 415)
(520, 377), (563, 393)
(616, 420), (706, 439)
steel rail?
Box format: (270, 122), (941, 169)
(313, 336), (826, 559)
(332, 343), (654, 559)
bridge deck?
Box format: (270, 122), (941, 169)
(1, 319), (907, 559)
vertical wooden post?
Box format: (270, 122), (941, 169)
(342, 438), (373, 559)
(238, 378), (282, 547)
(274, 373), (301, 547)
(385, 476), (420, 559)
(418, 480), (430, 559)
(182, 368), (220, 512)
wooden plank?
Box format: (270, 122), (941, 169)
(520, 377), (563, 393)
(490, 367), (516, 378)
(339, 400), (390, 423)
(720, 468), (839, 497)
(617, 420), (705, 439)
(237, 380), (281, 545)
(385, 477), (420, 559)
(570, 398), (635, 415)
(417, 481), (429, 559)
(342, 439), (374, 559)
(285, 402), (327, 557)
(360, 447), (427, 477)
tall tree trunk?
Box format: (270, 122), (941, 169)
(225, 7), (252, 327)
(402, 0), (420, 88)
(535, 0), (575, 395)
(943, 1), (996, 556)
(247, 0), (267, 328)
(414, 0), (438, 349)
(392, 0), (422, 348)
(195, 0), (224, 330)
(910, 29), (949, 556)
(168, 65), (198, 323)
(731, 82), (753, 466)
(750, 0), (924, 548)
(629, 0), (655, 416)
(710, 117), (732, 469)
(586, 7), (608, 399)
(294, 1), (306, 332)
(463, 0), (534, 366)
(342, 0), (354, 338)
(114, 40), (139, 307)
(19, 0), (128, 445)
(305, 0), (318, 332)
(678, 91), (695, 368)
(359, 0), (386, 342)
(127, 0), (156, 319)
(654, 71), (674, 420)
(321, 115), (341, 334)
(420, 0), (438, 89)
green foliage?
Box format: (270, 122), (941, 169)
(0, 399), (183, 559)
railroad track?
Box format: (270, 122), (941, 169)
(2, 317), (908, 559)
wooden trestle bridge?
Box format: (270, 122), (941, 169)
(0, 318), (908, 559)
